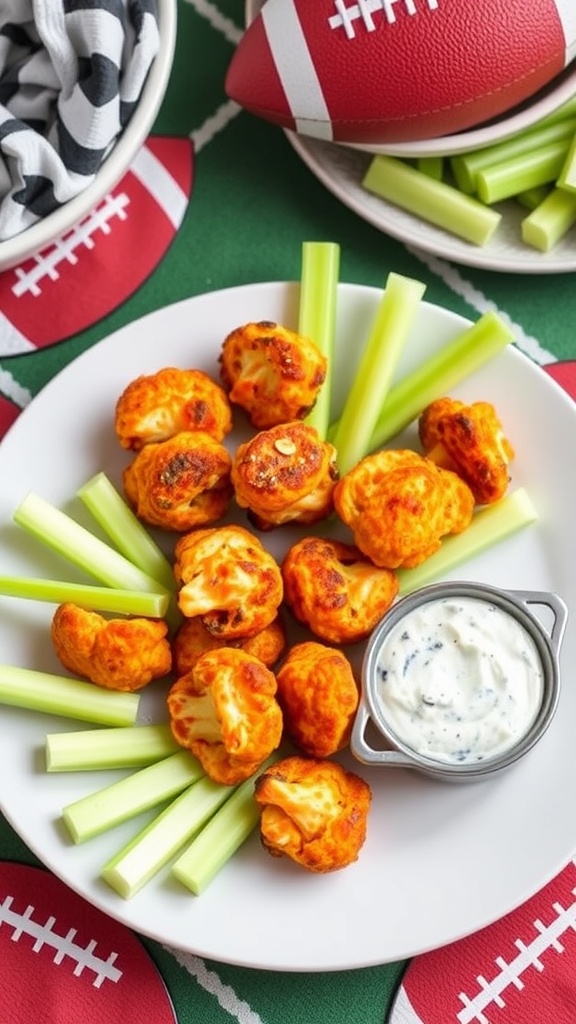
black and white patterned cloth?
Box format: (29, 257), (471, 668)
(0, 0), (159, 242)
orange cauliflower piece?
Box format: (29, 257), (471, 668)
(276, 642), (359, 757)
(418, 396), (515, 505)
(123, 430), (232, 531)
(334, 449), (474, 569)
(51, 603), (172, 692)
(219, 320), (327, 429)
(282, 536), (398, 644)
(255, 756), (372, 873)
(172, 614), (286, 675)
(114, 366), (232, 450)
(232, 421), (339, 530)
(174, 524), (284, 639)
(166, 648), (283, 785)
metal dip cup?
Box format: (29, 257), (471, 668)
(351, 581), (567, 782)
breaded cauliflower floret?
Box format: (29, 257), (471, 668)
(172, 614), (286, 675)
(276, 642), (359, 757)
(51, 603), (172, 691)
(418, 396), (515, 505)
(174, 524), (284, 638)
(123, 430), (232, 531)
(114, 367), (232, 450)
(255, 756), (371, 873)
(232, 421), (339, 530)
(334, 449), (474, 569)
(166, 648), (283, 785)
(219, 320), (327, 429)
(282, 536), (398, 644)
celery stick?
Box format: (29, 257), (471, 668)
(0, 575), (168, 617)
(102, 775), (234, 898)
(298, 241), (340, 440)
(333, 272), (427, 474)
(14, 492), (170, 595)
(396, 488), (538, 595)
(363, 155), (501, 246)
(338, 310), (514, 452)
(521, 188), (576, 252)
(416, 155), (444, 180)
(46, 724), (180, 772)
(61, 750), (204, 843)
(475, 140), (569, 204)
(516, 186), (551, 211)
(450, 119), (576, 193)
(77, 472), (176, 592)
(172, 755), (279, 895)
(557, 129), (576, 193)
(0, 665), (139, 725)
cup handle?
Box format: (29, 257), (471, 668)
(512, 589), (568, 656)
(350, 698), (415, 768)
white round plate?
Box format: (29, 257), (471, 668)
(288, 132), (576, 273)
(1, 282), (575, 972)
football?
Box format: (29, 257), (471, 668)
(225, 0), (576, 145)
(389, 859), (576, 1024)
(0, 136), (194, 356)
(0, 862), (176, 1023)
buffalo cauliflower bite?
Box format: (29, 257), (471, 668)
(276, 642), (359, 757)
(172, 614), (286, 675)
(418, 396), (515, 505)
(282, 536), (398, 644)
(255, 756), (372, 873)
(231, 421), (339, 530)
(51, 603), (172, 692)
(114, 366), (232, 450)
(219, 320), (327, 429)
(166, 648), (283, 785)
(174, 524), (284, 638)
(334, 448), (475, 569)
(123, 430), (232, 531)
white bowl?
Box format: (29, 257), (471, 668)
(0, 0), (177, 273)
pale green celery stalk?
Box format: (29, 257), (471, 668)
(475, 140), (570, 205)
(172, 754), (279, 895)
(516, 185), (551, 211)
(14, 492), (180, 629)
(102, 775), (234, 898)
(14, 492), (169, 595)
(521, 188), (576, 252)
(299, 241), (340, 439)
(363, 155), (501, 246)
(46, 724), (180, 771)
(416, 155), (444, 180)
(77, 472), (176, 592)
(557, 129), (576, 192)
(0, 665), (139, 726)
(332, 272), (426, 474)
(349, 310), (514, 452)
(0, 576), (168, 617)
(450, 119), (576, 193)
(396, 488), (537, 595)
(62, 750), (204, 843)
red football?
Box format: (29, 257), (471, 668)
(226, 0), (576, 145)
(0, 862), (176, 1023)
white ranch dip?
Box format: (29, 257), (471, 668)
(375, 596), (544, 764)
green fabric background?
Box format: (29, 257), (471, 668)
(1, 1), (576, 1021)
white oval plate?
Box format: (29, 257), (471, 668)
(0, 281), (575, 972)
(288, 132), (576, 273)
